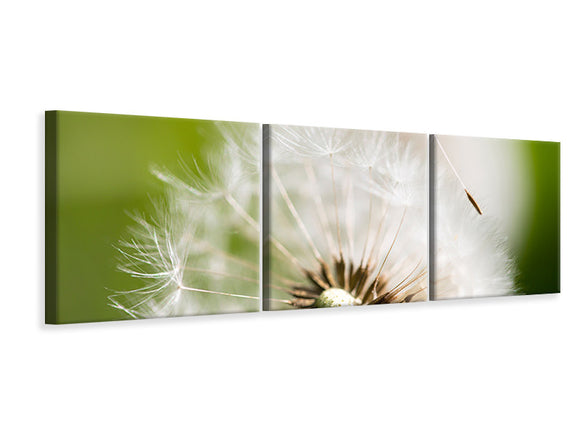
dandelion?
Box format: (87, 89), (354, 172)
(431, 135), (515, 299)
(109, 123), (514, 319)
(266, 125), (429, 309)
(109, 122), (262, 318)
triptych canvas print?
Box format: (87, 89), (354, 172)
(45, 111), (560, 324)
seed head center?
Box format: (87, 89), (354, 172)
(314, 288), (362, 308)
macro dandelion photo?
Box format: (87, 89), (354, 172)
(431, 134), (560, 300)
(45, 112), (560, 324)
(264, 125), (429, 310)
(46, 111), (261, 323)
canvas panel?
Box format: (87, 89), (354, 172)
(430, 134), (560, 300)
(46, 111), (261, 323)
(264, 124), (429, 310)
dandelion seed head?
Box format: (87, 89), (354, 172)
(269, 125), (428, 308)
(314, 288), (362, 308)
(112, 121), (515, 317)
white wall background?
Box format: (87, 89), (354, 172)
(1, 1), (577, 434)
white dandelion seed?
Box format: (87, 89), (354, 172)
(270, 125), (350, 160)
(432, 136), (515, 299)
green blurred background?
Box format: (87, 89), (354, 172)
(516, 140), (560, 295)
(48, 111), (233, 323)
